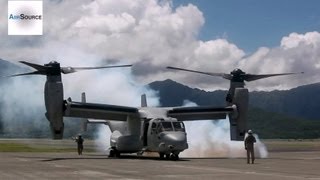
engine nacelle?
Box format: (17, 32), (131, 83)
(45, 76), (64, 139)
(229, 88), (249, 141)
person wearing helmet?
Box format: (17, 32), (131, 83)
(244, 129), (256, 164)
(73, 134), (84, 155)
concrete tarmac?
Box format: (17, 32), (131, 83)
(0, 151), (320, 180)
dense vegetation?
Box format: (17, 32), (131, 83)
(247, 108), (320, 139)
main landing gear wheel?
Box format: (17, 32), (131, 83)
(109, 149), (121, 158)
(165, 154), (171, 160)
(159, 153), (165, 159)
(170, 154), (179, 161)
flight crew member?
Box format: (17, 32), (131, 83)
(244, 130), (256, 164)
(73, 134), (84, 155)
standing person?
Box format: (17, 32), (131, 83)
(244, 130), (256, 164)
(73, 134), (84, 155)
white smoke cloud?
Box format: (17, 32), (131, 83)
(94, 125), (111, 153)
(253, 133), (268, 158)
(181, 100), (268, 158)
(0, 77), (48, 137)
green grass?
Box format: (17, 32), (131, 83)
(263, 139), (320, 152)
(0, 143), (80, 152)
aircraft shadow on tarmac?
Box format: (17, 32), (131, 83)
(40, 155), (191, 162)
(37, 156), (319, 162)
(15, 154), (248, 162)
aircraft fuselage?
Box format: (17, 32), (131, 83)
(108, 117), (188, 158)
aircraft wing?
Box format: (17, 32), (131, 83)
(167, 106), (235, 121)
(64, 99), (139, 121)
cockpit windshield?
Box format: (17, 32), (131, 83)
(160, 122), (173, 131)
(173, 122), (185, 132)
(157, 121), (185, 132)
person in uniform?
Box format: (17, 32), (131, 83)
(244, 129), (256, 164)
(73, 134), (84, 155)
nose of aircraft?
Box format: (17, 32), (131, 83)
(162, 132), (186, 144)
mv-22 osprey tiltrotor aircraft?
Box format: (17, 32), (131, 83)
(11, 61), (301, 160)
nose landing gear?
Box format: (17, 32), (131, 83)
(159, 152), (179, 160)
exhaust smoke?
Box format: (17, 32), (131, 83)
(94, 125), (111, 153)
(180, 100), (268, 158)
(182, 120), (268, 158)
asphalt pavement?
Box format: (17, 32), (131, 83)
(0, 151), (319, 180)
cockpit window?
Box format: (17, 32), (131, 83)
(151, 122), (157, 130)
(173, 122), (185, 132)
(160, 122), (173, 131)
(156, 122), (185, 132)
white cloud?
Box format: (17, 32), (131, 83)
(241, 32), (320, 90)
(194, 39), (245, 69)
(280, 32), (320, 50)
(74, 13), (136, 34)
(0, 0), (319, 92)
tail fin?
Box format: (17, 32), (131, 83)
(229, 88), (248, 141)
(81, 92), (86, 103)
(141, 94), (147, 107)
(81, 92), (88, 132)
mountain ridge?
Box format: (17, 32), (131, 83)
(148, 79), (320, 120)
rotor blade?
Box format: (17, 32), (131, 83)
(167, 66), (232, 80)
(19, 61), (46, 71)
(61, 64), (133, 74)
(243, 72), (304, 82)
(8, 71), (44, 77)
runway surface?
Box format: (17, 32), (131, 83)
(1, 151), (320, 180)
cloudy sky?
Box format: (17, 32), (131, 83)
(174, 0), (320, 53)
(1, 0), (320, 91)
